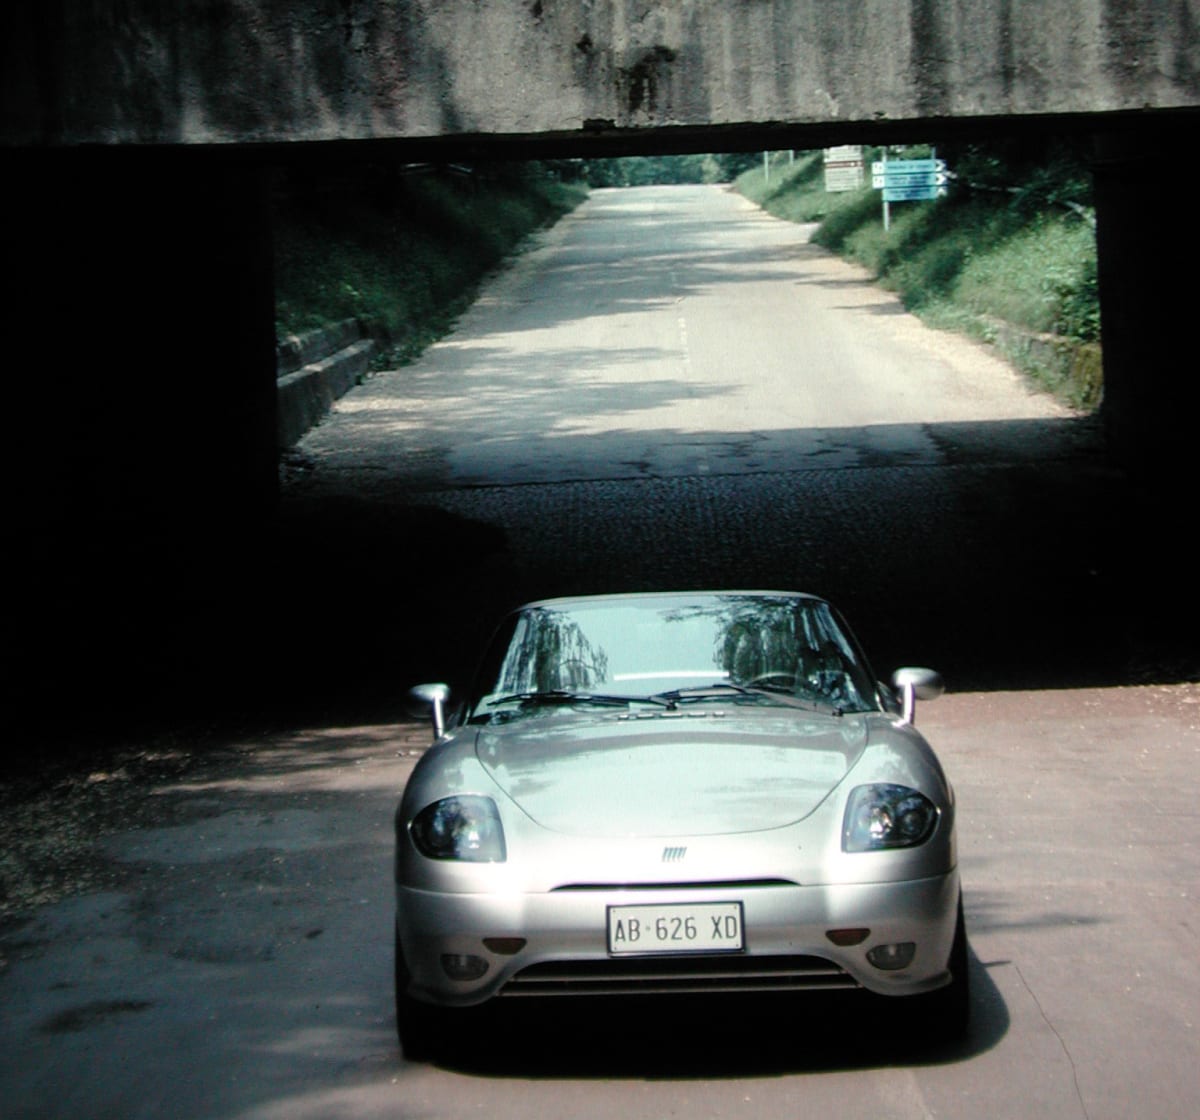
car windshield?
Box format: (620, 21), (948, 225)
(468, 593), (879, 719)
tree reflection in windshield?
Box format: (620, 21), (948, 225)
(665, 594), (874, 711)
(490, 607), (610, 695)
(474, 594), (878, 715)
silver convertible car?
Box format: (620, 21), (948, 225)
(396, 591), (966, 1059)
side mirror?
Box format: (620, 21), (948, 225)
(410, 682), (452, 740)
(890, 667), (944, 725)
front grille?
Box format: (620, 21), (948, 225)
(550, 879), (797, 892)
(499, 954), (859, 997)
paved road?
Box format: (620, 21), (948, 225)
(279, 185), (1188, 702)
(2, 185), (1196, 1118)
(2, 688), (1196, 1119)
(298, 185), (1078, 490)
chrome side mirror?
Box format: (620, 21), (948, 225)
(891, 668), (944, 725)
(410, 682), (452, 740)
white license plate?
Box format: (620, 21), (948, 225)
(607, 902), (744, 955)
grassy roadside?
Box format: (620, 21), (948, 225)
(272, 150), (1101, 410)
(272, 162), (587, 368)
(736, 149), (1101, 409)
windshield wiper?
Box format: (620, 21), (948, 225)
(656, 683), (844, 716)
(487, 690), (675, 710)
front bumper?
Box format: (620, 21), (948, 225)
(396, 870), (960, 1007)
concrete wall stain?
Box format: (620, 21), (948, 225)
(3, 0), (1197, 147)
(624, 45), (678, 115)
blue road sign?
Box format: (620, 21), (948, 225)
(872, 158), (949, 201)
(882, 184), (944, 201)
(872, 159), (946, 175)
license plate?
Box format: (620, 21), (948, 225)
(607, 902), (744, 955)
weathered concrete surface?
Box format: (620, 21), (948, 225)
(3, 1), (1198, 148)
(276, 320), (375, 448)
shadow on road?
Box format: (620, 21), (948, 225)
(255, 413), (1194, 727)
(422, 942), (1007, 1079)
(13, 411), (1195, 757)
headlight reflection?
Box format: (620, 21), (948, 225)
(843, 784), (938, 852)
(410, 795), (507, 862)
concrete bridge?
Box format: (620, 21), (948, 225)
(6, 1), (1199, 147)
(3, 1), (1198, 727)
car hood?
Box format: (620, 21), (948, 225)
(474, 709), (869, 837)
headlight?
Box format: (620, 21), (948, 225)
(842, 784), (938, 852)
(410, 796), (506, 862)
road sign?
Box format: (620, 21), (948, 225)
(826, 164), (864, 192)
(824, 146), (865, 193)
(873, 158), (949, 201)
(882, 183), (947, 201)
(872, 159), (946, 175)
(873, 171), (949, 188)
(826, 145), (864, 164)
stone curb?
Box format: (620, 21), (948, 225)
(276, 320), (375, 447)
(983, 317), (1103, 409)
(276, 319), (367, 375)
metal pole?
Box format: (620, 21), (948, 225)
(882, 149), (890, 233)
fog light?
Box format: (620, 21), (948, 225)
(483, 937), (527, 955)
(866, 942), (916, 971)
(826, 928), (870, 947)
(441, 953), (489, 981)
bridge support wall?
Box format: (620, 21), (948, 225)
(1093, 137), (1200, 482)
(8, 154), (277, 729)
(4, 1), (1197, 145)
(4, 0), (1198, 728)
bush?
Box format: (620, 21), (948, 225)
(737, 153), (861, 224)
(583, 153), (757, 187)
(272, 162), (586, 363)
(948, 209), (1099, 339)
(734, 142), (1101, 405)
(810, 188), (882, 254)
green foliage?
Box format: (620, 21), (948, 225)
(948, 213), (1100, 339)
(738, 148), (923, 215)
(940, 135), (1094, 210)
(272, 162), (587, 363)
(274, 142), (1101, 408)
(734, 140), (1101, 404)
(808, 186), (881, 250)
(582, 152), (757, 187)
(736, 152), (832, 220)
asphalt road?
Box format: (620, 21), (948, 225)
(276, 184), (1190, 702)
(2, 185), (1196, 1118)
(297, 185), (1079, 490)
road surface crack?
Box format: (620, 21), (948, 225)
(1014, 962), (1091, 1120)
